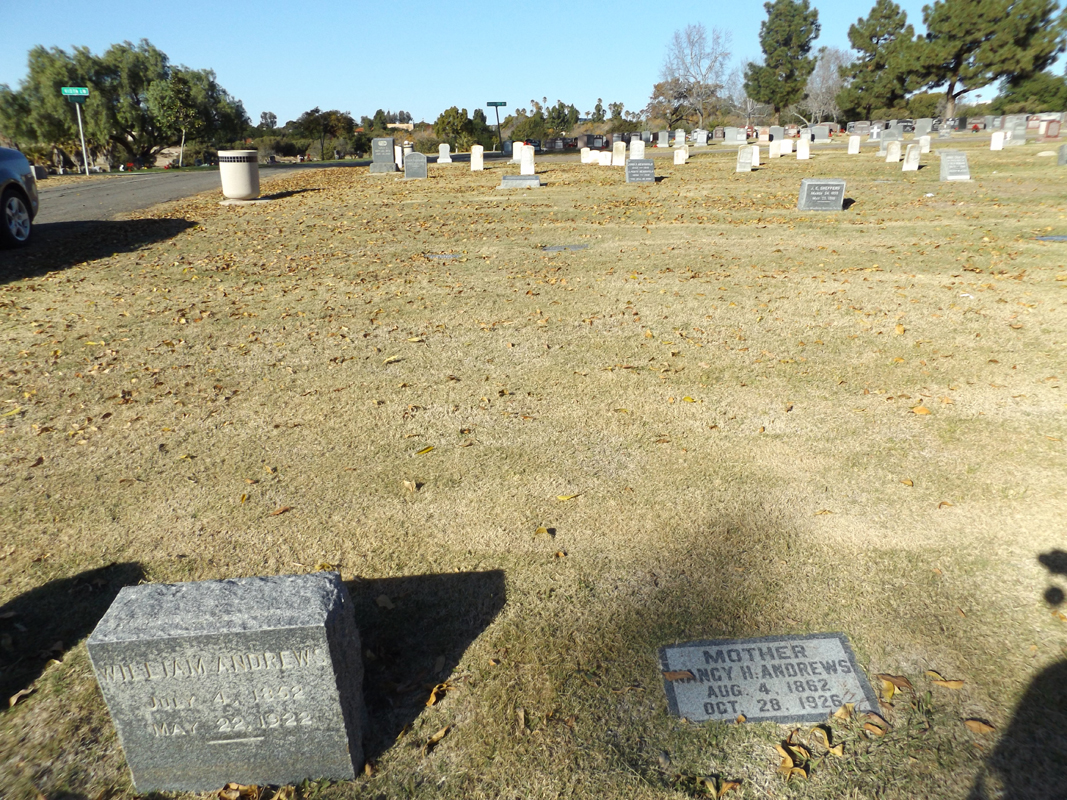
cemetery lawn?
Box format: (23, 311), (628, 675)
(1, 139), (1065, 799)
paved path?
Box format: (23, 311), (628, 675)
(33, 162), (365, 225)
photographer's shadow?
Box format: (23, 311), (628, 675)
(969, 550), (1067, 798)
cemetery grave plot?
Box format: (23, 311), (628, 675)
(1, 139), (1065, 800)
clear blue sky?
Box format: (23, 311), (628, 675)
(1, 0), (993, 125)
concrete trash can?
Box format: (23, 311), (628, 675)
(218, 150), (260, 200)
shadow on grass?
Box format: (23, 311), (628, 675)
(968, 549), (1067, 799)
(346, 570), (506, 761)
(0, 218), (196, 283)
(260, 187), (323, 201)
(0, 561), (144, 707)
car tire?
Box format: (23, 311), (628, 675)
(1, 187), (33, 248)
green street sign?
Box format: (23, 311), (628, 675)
(487, 101), (506, 107)
(66, 96), (87, 104)
(61, 86), (89, 96)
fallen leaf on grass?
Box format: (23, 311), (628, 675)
(932, 679), (965, 690)
(715, 779), (742, 798)
(556, 493), (581, 501)
(682, 396), (696, 403)
(877, 674), (915, 693)
(426, 682), (453, 706)
(407, 337), (425, 343)
(1, 407), (22, 417)
(833, 703), (854, 719)
(424, 725), (450, 753)
(30, 456), (43, 467)
(663, 670), (695, 681)
(829, 743), (846, 757)
(964, 719), (996, 734)
(240, 493), (247, 504)
(912, 405), (931, 415)
(901, 479), (914, 486)
(553, 550), (568, 558)
(415, 446), (434, 455)
(269, 506), (292, 516)
(218, 783), (260, 800)
(939, 501), (954, 509)
(383, 355), (402, 364)
(9, 687), (34, 707)
(808, 726), (832, 749)
(815, 509), (834, 515)
(864, 722), (888, 737)
(895, 324), (906, 335)
(735, 713), (747, 724)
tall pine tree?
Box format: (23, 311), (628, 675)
(836, 0), (917, 120)
(916, 0), (1066, 119)
(744, 0), (821, 122)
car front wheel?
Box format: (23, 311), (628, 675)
(1, 188), (33, 247)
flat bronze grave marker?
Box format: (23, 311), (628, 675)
(659, 633), (876, 724)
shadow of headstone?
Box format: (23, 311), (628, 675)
(0, 562), (145, 705)
(345, 570), (506, 760)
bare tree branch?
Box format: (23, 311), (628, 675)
(661, 23), (733, 128)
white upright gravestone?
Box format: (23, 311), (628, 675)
(630, 139), (645, 160)
(612, 141), (627, 166)
(796, 138), (810, 160)
(470, 144), (484, 171)
(437, 143), (452, 164)
(520, 145), (536, 176)
(991, 131), (1005, 151)
(885, 140), (901, 162)
(848, 135), (861, 154)
(902, 143), (920, 172)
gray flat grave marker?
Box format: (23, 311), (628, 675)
(87, 573), (364, 792)
(1035, 235), (1067, 241)
(499, 175), (541, 189)
(369, 137), (397, 173)
(541, 244), (588, 251)
(625, 158), (655, 183)
(426, 253), (460, 259)
(404, 151), (427, 179)
(939, 150), (970, 181)
(1059, 143), (1067, 165)
(660, 633), (877, 724)
(798, 178), (846, 211)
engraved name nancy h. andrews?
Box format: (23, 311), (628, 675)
(97, 646), (329, 683)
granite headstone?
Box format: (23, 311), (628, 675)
(87, 573), (364, 792)
(520, 145), (536, 175)
(885, 140), (901, 162)
(625, 158), (655, 183)
(500, 175), (541, 189)
(736, 146), (752, 173)
(939, 150), (970, 181)
(658, 131), (669, 147)
(369, 137), (397, 173)
(437, 143), (452, 164)
(848, 135), (860, 154)
(796, 138), (810, 160)
(798, 178), (846, 211)
(902, 143), (920, 171)
(404, 151), (427, 179)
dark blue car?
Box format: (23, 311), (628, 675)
(1, 147), (39, 247)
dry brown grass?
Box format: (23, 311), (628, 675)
(1, 138), (1065, 799)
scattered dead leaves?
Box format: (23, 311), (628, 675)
(964, 718), (996, 735)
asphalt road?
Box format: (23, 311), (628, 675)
(33, 161), (364, 225)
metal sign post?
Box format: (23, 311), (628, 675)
(61, 87), (90, 176)
(487, 101), (506, 154)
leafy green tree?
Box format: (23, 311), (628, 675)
(294, 108), (355, 161)
(915, 0), (1066, 119)
(591, 98), (605, 123)
(836, 0), (917, 120)
(371, 109), (388, 130)
(433, 106), (474, 148)
(146, 74), (200, 166)
(907, 90), (942, 117)
(992, 69), (1067, 112)
(744, 0), (821, 122)
(0, 40), (248, 166)
(646, 79), (692, 129)
(259, 111), (277, 130)
(511, 107), (547, 141)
